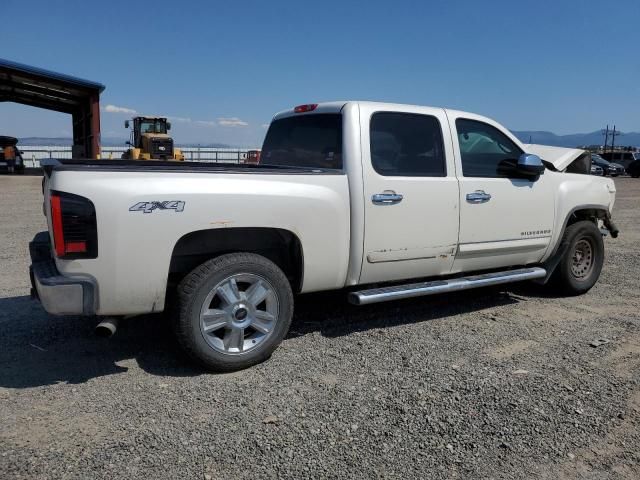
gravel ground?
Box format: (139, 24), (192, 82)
(0, 174), (639, 479)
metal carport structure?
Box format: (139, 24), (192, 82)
(0, 58), (105, 158)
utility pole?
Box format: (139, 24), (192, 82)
(602, 125), (609, 152)
(611, 125), (616, 152)
(610, 125), (623, 152)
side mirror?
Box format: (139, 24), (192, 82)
(166, 122), (171, 131)
(126, 141), (132, 146)
(517, 153), (545, 177)
(124, 120), (130, 129)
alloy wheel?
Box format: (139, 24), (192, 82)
(199, 273), (279, 355)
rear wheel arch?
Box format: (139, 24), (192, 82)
(168, 227), (304, 293)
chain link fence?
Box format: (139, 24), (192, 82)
(19, 146), (258, 168)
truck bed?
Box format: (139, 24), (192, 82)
(41, 158), (339, 175)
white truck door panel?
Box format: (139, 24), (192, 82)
(449, 114), (555, 273)
(359, 104), (459, 284)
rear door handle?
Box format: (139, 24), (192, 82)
(466, 190), (491, 204)
(372, 191), (403, 205)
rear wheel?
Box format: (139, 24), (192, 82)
(175, 253), (293, 371)
(550, 220), (604, 295)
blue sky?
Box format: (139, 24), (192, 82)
(1, 0), (638, 146)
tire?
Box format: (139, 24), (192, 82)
(550, 220), (604, 295)
(175, 253), (294, 372)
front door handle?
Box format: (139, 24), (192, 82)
(372, 191), (403, 205)
(466, 190), (491, 204)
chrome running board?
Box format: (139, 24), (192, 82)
(348, 267), (546, 306)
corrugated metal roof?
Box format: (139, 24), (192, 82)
(0, 57), (105, 93)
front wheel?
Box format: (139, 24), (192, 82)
(550, 220), (604, 295)
(175, 253), (293, 371)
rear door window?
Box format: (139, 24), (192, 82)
(261, 114), (342, 169)
(369, 112), (446, 176)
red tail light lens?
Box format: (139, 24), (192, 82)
(50, 193), (66, 257)
(64, 241), (88, 253)
(50, 191), (98, 259)
(294, 104), (318, 113)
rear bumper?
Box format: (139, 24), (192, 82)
(29, 231), (96, 315)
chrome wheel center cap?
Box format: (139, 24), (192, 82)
(234, 306), (249, 321)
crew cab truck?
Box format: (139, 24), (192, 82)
(30, 101), (619, 371)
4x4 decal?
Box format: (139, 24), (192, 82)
(129, 201), (185, 214)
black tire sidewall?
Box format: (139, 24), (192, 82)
(558, 221), (604, 294)
(176, 253), (293, 371)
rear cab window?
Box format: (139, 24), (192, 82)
(261, 114), (342, 170)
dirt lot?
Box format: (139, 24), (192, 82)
(0, 175), (639, 479)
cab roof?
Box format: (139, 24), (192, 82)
(270, 101), (588, 171)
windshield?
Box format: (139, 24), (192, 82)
(139, 120), (167, 134)
(261, 114), (342, 169)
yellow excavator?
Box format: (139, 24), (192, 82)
(122, 116), (184, 161)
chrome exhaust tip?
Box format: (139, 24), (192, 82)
(95, 317), (119, 338)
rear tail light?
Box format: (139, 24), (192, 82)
(294, 103), (318, 113)
(50, 191), (98, 259)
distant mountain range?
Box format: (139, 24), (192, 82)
(17, 137), (232, 148)
(17, 131), (640, 149)
(512, 130), (640, 148)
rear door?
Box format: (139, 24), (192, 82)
(359, 104), (459, 284)
(449, 113), (555, 273)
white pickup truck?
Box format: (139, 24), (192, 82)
(30, 101), (619, 371)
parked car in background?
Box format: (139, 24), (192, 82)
(626, 160), (640, 178)
(590, 163), (604, 176)
(0, 136), (25, 174)
(591, 154), (624, 176)
(245, 150), (261, 165)
(600, 151), (638, 170)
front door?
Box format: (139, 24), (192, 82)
(450, 115), (555, 273)
(359, 104), (460, 284)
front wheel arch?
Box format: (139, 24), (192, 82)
(548, 220), (604, 295)
(540, 206), (609, 283)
